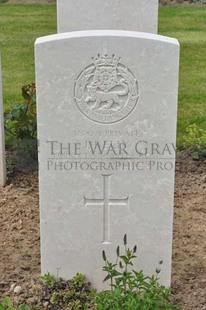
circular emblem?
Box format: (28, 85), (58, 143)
(74, 54), (139, 124)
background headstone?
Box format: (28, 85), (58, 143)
(57, 0), (159, 33)
(0, 56), (6, 187)
(35, 30), (179, 290)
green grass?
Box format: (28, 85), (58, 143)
(159, 6), (206, 146)
(0, 4), (56, 109)
(0, 4), (205, 147)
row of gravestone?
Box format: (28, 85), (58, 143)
(0, 0), (159, 188)
(1, 0), (179, 291)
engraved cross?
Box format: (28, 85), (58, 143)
(84, 174), (129, 244)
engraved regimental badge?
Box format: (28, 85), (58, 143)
(74, 54), (139, 124)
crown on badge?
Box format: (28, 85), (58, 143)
(92, 54), (121, 67)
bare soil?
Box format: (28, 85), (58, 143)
(0, 153), (206, 309)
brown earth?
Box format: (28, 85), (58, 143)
(0, 153), (206, 309)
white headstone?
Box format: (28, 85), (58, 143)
(35, 30), (179, 290)
(57, 0), (159, 34)
(0, 56), (6, 187)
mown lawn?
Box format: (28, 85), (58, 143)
(0, 4), (56, 108)
(159, 6), (206, 146)
(0, 4), (205, 147)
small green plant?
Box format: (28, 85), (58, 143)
(180, 124), (206, 160)
(96, 234), (180, 310)
(0, 298), (30, 310)
(0, 241), (181, 309)
(5, 83), (37, 159)
(41, 273), (96, 309)
(73, 273), (86, 288)
(17, 306), (30, 310)
(0, 297), (15, 310)
(6, 157), (16, 176)
(41, 272), (57, 288)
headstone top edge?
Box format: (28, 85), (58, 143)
(35, 30), (179, 46)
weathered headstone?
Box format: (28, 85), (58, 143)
(57, 0), (159, 34)
(35, 30), (179, 290)
(0, 56), (6, 187)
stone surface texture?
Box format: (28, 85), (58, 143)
(0, 57), (6, 187)
(57, 0), (159, 34)
(35, 30), (179, 290)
